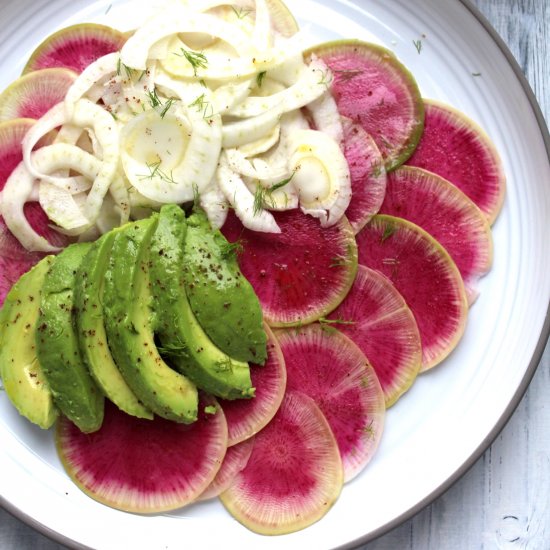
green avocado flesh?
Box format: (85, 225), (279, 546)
(151, 205), (254, 400)
(0, 257), (58, 429)
(183, 209), (267, 364)
(103, 217), (198, 424)
(36, 243), (104, 433)
(74, 232), (153, 419)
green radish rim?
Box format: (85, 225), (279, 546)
(304, 39), (425, 172)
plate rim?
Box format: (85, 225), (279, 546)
(1, 0), (549, 548)
(338, 0), (550, 546)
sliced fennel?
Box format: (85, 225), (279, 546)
(4, 0), (352, 252)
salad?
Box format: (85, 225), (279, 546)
(0, 0), (505, 539)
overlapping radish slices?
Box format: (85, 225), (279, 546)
(0, 0), (506, 539)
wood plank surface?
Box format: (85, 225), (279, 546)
(0, 1), (548, 549)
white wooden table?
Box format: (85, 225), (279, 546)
(0, 0), (548, 548)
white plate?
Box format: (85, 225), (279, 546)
(0, 0), (549, 548)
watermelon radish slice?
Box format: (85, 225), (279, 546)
(220, 391), (343, 535)
(23, 23), (127, 74)
(56, 396), (228, 513)
(199, 437), (255, 501)
(341, 116), (387, 234)
(379, 166), (493, 303)
(324, 265), (421, 407)
(0, 68), (77, 122)
(220, 325), (286, 446)
(405, 99), (506, 224)
(274, 324), (385, 481)
(305, 39), (424, 171)
(221, 209), (357, 326)
(356, 215), (468, 371)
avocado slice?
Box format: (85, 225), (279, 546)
(182, 209), (267, 364)
(103, 217), (198, 424)
(151, 205), (254, 400)
(0, 256), (58, 429)
(74, 231), (153, 420)
(36, 243), (104, 433)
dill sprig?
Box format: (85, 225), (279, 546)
(317, 68), (333, 89)
(231, 5), (251, 19)
(116, 58), (134, 80)
(188, 93), (214, 119)
(252, 171), (296, 215)
(215, 357), (234, 373)
(173, 47), (208, 77)
(318, 317), (356, 326)
(329, 255), (349, 268)
(137, 160), (177, 185)
(380, 222), (397, 243)
(256, 71), (267, 88)
(219, 239), (244, 260)
(334, 69), (363, 82)
(413, 39), (423, 54)
(157, 339), (187, 358)
(145, 88), (175, 119)
(146, 88), (162, 108)
(159, 98), (175, 119)
(370, 161), (384, 179)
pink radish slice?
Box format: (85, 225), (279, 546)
(275, 324), (385, 481)
(199, 437), (255, 501)
(356, 215), (468, 371)
(342, 116), (387, 234)
(23, 23), (127, 74)
(306, 39), (424, 171)
(379, 165), (493, 304)
(0, 68), (77, 122)
(326, 265), (422, 407)
(56, 397), (228, 514)
(405, 99), (506, 224)
(221, 209), (357, 326)
(220, 391), (343, 535)
(220, 325), (286, 446)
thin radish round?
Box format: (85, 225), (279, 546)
(23, 23), (127, 74)
(0, 68), (77, 122)
(356, 214), (468, 371)
(326, 265), (422, 407)
(220, 391), (343, 535)
(379, 165), (493, 304)
(275, 324), (385, 480)
(198, 437), (255, 501)
(220, 325), (286, 446)
(221, 208), (357, 326)
(305, 40), (424, 171)
(56, 397), (228, 513)
(405, 99), (506, 224)
(341, 116), (387, 234)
